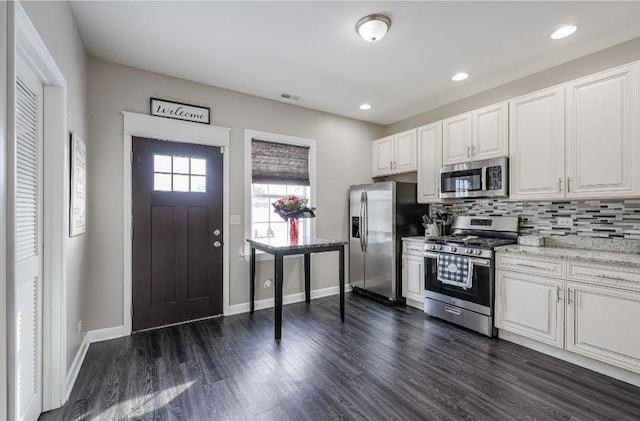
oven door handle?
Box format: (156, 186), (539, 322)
(424, 252), (491, 267)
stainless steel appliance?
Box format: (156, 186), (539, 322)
(349, 181), (424, 304)
(423, 215), (519, 336)
(440, 157), (508, 199)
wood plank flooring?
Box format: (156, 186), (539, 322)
(41, 292), (640, 421)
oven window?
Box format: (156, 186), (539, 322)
(424, 256), (492, 308)
(442, 169), (482, 193)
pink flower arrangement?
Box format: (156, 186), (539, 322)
(272, 195), (316, 221)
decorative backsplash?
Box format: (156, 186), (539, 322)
(431, 199), (640, 239)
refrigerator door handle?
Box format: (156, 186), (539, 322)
(359, 192), (365, 252)
(363, 191), (369, 252)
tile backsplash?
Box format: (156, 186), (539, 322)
(431, 199), (640, 239)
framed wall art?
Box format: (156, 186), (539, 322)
(70, 132), (86, 237)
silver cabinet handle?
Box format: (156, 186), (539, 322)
(466, 146), (470, 157)
(213, 241), (222, 248)
(594, 273), (629, 282)
(558, 178), (562, 193)
(445, 306), (461, 316)
(567, 177), (571, 193)
(567, 287), (572, 305)
(556, 286), (561, 303)
(514, 263), (545, 270)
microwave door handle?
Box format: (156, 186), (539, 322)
(481, 167), (487, 191)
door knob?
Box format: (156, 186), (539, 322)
(213, 241), (222, 248)
(213, 229), (221, 236)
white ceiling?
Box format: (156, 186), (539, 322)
(69, 1), (640, 125)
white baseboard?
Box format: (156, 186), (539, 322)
(227, 284), (352, 316)
(499, 330), (640, 388)
(65, 325), (126, 400)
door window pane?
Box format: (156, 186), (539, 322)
(190, 176), (206, 193)
(154, 155), (172, 173)
(191, 158), (206, 175)
(173, 174), (189, 192)
(153, 154), (208, 192)
(173, 156), (190, 174)
(154, 173), (172, 191)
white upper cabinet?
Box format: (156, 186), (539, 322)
(371, 130), (417, 177)
(417, 122), (442, 203)
(509, 86), (566, 200)
(565, 63), (640, 198)
(394, 129), (418, 173)
(442, 113), (472, 165)
(371, 136), (394, 177)
(442, 102), (508, 165)
(472, 102), (509, 160)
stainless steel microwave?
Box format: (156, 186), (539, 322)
(440, 157), (508, 199)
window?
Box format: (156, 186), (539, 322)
(153, 154), (206, 192)
(244, 130), (316, 253)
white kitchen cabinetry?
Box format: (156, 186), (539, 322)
(402, 240), (424, 308)
(497, 253), (640, 376)
(442, 102), (508, 165)
(565, 282), (640, 373)
(565, 63), (640, 199)
(495, 269), (564, 348)
(472, 102), (509, 161)
(371, 129), (417, 177)
(509, 86), (566, 200)
(417, 122), (442, 203)
(442, 113), (472, 165)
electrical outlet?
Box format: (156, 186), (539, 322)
(557, 217), (574, 227)
(264, 279), (272, 288)
(77, 320), (83, 335)
(230, 215), (241, 225)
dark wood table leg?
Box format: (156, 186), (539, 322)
(304, 253), (311, 303)
(339, 245), (345, 323)
(250, 247), (256, 313)
(274, 253), (284, 340)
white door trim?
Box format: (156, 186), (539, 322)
(8, 1), (68, 414)
(122, 111), (231, 336)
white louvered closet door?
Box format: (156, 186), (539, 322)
(15, 57), (44, 421)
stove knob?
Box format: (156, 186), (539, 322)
(450, 246), (457, 252)
(436, 245), (443, 251)
(464, 248), (471, 254)
(430, 245), (436, 250)
(474, 249), (482, 255)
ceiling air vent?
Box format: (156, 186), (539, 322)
(281, 93), (301, 101)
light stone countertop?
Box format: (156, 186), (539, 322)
(402, 236), (425, 243)
(496, 244), (640, 267)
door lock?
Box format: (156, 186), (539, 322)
(213, 229), (221, 236)
(213, 241), (222, 248)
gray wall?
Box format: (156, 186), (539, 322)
(385, 37), (640, 134)
(1, 2), (8, 419)
(21, 1), (89, 370)
(85, 57), (384, 330)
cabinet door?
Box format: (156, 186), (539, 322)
(402, 255), (424, 305)
(495, 270), (564, 348)
(442, 113), (472, 165)
(394, 129), (418, 174)
(566, 63), (640, 198)
(472, 102), (508, 160)
(509, 86), (566, 200)
(566, 282), (640, 374)
(417, 122), (442, 203)
(371, 136), (394, 177)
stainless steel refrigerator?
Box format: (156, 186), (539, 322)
(349, 181), (425, 304)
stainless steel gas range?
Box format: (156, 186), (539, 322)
(423, 215), (519, 337)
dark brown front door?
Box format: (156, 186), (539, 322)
(132, 137), (223, 331)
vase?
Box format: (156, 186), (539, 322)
(288, 218), (299, 244)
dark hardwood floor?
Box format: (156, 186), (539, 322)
(41, 292), (640, 421)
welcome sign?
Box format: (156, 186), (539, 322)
(150, 98), (210, 124)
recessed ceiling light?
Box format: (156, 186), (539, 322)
(550, 25), (577, 40)
(451, 72), (469, 82)
(359, 103), (372, 110)
(356, 14), (391, 42)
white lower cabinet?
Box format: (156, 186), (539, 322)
(495, 270), (564, 348)
(496, 253), (640, 375)
(566, 282), (640, 374)
(402, 243), (424, 307)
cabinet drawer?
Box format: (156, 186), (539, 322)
(567, 261), (640, 292)
(403, 241), (424, 256)
(496, 254), (564, 278)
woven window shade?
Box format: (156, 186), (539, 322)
(251, 139), (310, 185)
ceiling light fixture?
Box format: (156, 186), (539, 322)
(550, 25), (577, 40)
(451, 72), (469, 82)
(359, 103), (372, 110)
(356, 14), (391, 42)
